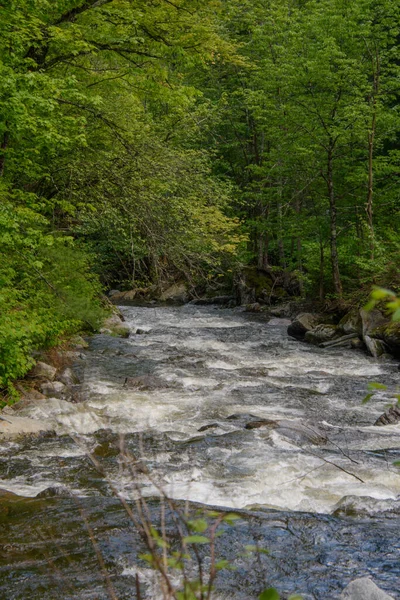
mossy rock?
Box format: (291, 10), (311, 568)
(371, 321), (400, 357)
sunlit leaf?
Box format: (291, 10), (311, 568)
(259, 589), (280, 600)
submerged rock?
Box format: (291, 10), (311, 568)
(245, 419), (278, 430)
(123, 375), (170, 391)
(40, 381), (66, 398)
(101, 314), (130, 338)
(198, 423), (220, 432)
(340, 577), (394, 599)
(0, 415), (54, 438)
(36, 486), (73, 498)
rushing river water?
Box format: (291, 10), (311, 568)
(1, 305), (400, 599)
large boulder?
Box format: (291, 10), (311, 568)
(29, 361), (57, 381)
(338, 309), (362, 335)
(160, 282), (189, 303)
(304, 324), (338, 345)
(58, 367), (80, 386)
(101, 314), (130, 338)
(370, 322), (400, 358)
(360, 308), (390, 358)
(287, 313), (320, 339)
(40, 381), (66, 398)
(364, 335), (387, 358)
(340, 577), (394, 600)
(360, 308), (389, 335)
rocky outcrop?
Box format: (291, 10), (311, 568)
(288, 305), (400, 360)
(360, 308), (390, 358)
(29, 361), (57, 381)
(287, 313), (320, 339)
(58, 367), (80, 386)
(340, 577), (394, 600)
(370, 322), (400, 358)
(160, 282), (189, 303)
(40, 381), (66, 398)
(338, 309), (362, 335)
(374, 404), (400, 426)
(235, 266), (300, 306)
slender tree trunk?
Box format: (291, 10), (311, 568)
(366, 50), (379, 260)
(327, 146), (342, 299)
(0, 131), (9, 177)
(367, 122), (375, 257)
(319, 239), (325, 301)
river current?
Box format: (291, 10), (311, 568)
(1, 305), (400, 599)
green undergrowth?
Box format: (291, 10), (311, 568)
(0, 191), (108, 405)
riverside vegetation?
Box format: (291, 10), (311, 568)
(1, 0), (400, 399)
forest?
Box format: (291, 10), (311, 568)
(1, 0), (400, 398)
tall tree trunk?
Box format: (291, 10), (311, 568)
(366, 49), (380, 260)
(319, 239), (325, 301)
(327, 146), (342, 299)
(257, 233), (270, 270)
(0, 131), (9, 177)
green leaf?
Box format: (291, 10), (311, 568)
(362, 392), (374, 404)
(223, 512), (241, 524)
(367, 382), (387, 391)
(259, 589), (280, 600)
(183, 535), (210, 544)
(187, 518), (208, 533)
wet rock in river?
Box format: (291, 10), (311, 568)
(101, 314), (130, 338)
(40, 380), (66, 398)
(198, 423), (220, 432)
(245, 420), (278, 430)
(374, 404), (400, 426)
(287, 313), (320, 339)
(123, 375), (170, 391)
(364, 335), (387, 358)
(36, 486), (73, 498)
(58, 367), (80, 386)
(340, 577), (394, 599)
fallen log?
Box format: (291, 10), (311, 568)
(319, 333), (358, 348)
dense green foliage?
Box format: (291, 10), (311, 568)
(1, 0), (399, 394)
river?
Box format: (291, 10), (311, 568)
(1, 305), (400, 599)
